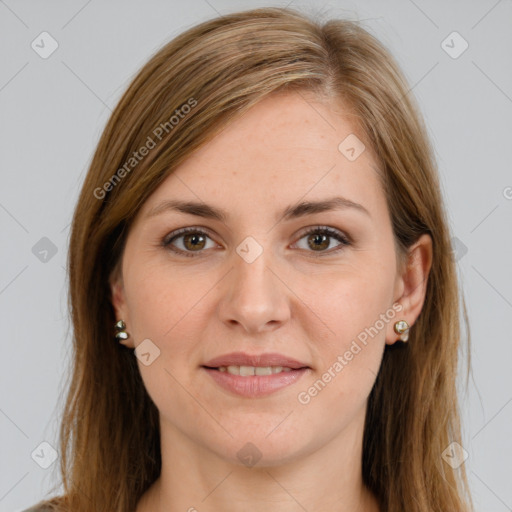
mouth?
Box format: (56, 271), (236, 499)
(202, 351), (310, 370)
(201, 352), (311, 397)
(203, 365), (300, 376)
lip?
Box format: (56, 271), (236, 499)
(201, 351), (311, 398)
(202, 367), (310, 398)
(202, 351), (310, 370)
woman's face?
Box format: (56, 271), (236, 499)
(111, 90), (431, 467)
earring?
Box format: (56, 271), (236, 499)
(393, 320), (410, 342)
(115, 320), (130, 343)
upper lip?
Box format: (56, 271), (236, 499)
(202, 352), (310, 369)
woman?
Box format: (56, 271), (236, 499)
(24, 6), (473, 512)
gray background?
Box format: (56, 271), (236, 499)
(1, 0), (511, 511)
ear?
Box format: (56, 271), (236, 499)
(386, 233), (433, 346)
(109, 266), (135, 348)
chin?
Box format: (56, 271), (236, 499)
(209, 427), (312, 469)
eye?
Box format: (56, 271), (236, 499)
(162, 227), (218, 257)
(293, 226), (351, 256)
(162, 226), (351, 257)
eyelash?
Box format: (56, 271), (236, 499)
(161, 226), (351, 258)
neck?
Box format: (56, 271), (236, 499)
(137, 407), (380, 512)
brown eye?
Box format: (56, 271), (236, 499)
(182, 232), (207, 251)
(294, 227), (350, 255)
(163, 228), (216, 257)
(306, 232), (330, 251)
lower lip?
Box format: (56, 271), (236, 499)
(202, 367), (309, 397)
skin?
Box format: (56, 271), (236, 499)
(110, 90), (432, 512)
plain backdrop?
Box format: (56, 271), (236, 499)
(1, 1), (511, 511)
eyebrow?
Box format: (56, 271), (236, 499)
(145, 196), (371, 223)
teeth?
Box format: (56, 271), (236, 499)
(219, 365), (293, 376)
(240, 365), (255, 376)
(256, 366), (272, 376)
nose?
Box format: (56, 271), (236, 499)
(217, 244), (291, 334)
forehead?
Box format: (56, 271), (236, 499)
(139, 91), (385, 221)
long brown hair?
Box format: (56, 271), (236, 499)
(35, 6), (473, 511)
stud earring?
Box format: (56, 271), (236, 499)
(115, 320), (130, 343)
(393, 320), (410, 342)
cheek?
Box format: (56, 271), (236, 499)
(294, 283), (388, 430)
(122, 264), (205, 421)
(122, 261), (212, 392)
(310, 268), (394, 344)
(302, 267), (394, 398)
(124, 259), (198, 340)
